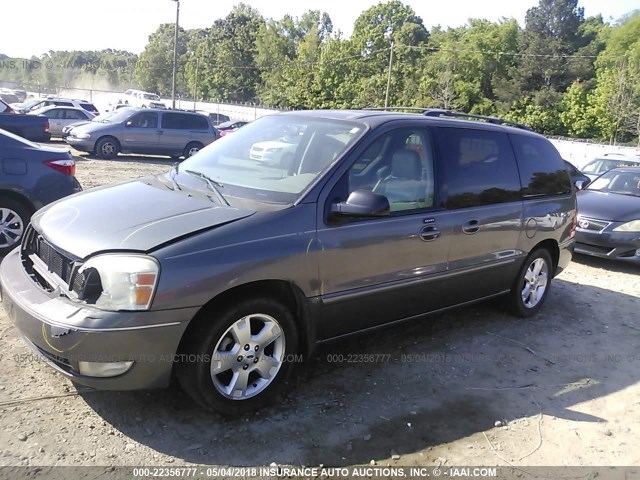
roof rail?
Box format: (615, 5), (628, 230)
(364, 106), (532, 131)
(423, 109), (532, 131)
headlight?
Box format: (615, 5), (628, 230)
(78, 254), (160, 311)
(613, 220), (640, 232)
(266, 147), (280, 153)
(74, 132), (91, 139)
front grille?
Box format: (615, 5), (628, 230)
(21, 225), (83, 294)
(576, 216), (610, 233)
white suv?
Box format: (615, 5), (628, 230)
(116, 89), (166, 109)
(11, 97), (99, 115)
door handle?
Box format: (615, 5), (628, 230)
(419, 225), (440, 242)
(462, 219), (480, 234)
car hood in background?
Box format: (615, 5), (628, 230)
(577, 190), (640, 222)
(32, 175), (255, 259)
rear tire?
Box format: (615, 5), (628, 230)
(176, 297), (298, 415)
(95, 137), (120, 160)
(183, 142), (204, 159)
(0, 197), (31, 256)
(507, 248), (553, 318)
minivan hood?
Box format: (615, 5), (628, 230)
(577, 190), (640, 222)
(32, 176), (254, 259)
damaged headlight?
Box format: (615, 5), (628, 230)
(78, 254), (160, 311)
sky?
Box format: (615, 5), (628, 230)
(1, 0), (638, 58)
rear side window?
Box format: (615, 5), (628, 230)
(64, 109), (87, 120)
(189, 114), (209, 130)
(434, 128), (521, 209)
(80, 103), (98, 112)
(0, 99), (10, 113)
(162, 113), (188, 129)
(511, 135), (571, 197)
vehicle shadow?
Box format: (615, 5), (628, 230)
(80, 279), (639, 466)
(572, 252), (639, 274)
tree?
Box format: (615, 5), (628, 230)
(197, 4), (265, 103)
(350, 0), (428, 107)
(135, 24), (189, 95)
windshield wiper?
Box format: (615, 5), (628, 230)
(184, 169), (229, 206)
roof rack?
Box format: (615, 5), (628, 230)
(363, 106), (532, 131)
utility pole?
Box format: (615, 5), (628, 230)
(171, 0), (180, 109)
(384, 39), (394, 109)
(193, 56), (199, 111)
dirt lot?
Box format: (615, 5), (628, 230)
(1, 149), (639, 469)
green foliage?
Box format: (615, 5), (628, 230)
(2, 1), (639, 144)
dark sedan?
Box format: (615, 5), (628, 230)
(575, 168), (640, 263)
(0, 128), (82, 254)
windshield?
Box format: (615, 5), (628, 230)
(25, 100), (45, 111)
(180, 114), (365, 204)
(98, 108), (134, 123)
(583, 158), (640, 175)
(93, 110), (119, 122)
(588, 170), (640, 196)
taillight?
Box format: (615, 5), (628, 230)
(44, 120), (50, 132)
(45, 159), (75, 176)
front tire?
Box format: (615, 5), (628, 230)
(507, 248), (553, 318)
(0, 197), (31, 256)
(176, 297), (299, 415)
(95, 137), (120, 160)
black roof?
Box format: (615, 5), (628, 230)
(274, 109), (543, 137)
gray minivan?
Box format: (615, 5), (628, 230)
(0, 109), (576, 415)
(65, 107), (218, 160)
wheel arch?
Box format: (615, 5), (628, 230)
(94, 135), (121, 153)
(0, 188), (38, 214)
(176, 279), (317, 359)
(530, 238), (559, 272)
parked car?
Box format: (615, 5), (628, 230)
(12, 89), (28, 102)
(564, 160), (591, 189)
(581, 154), (640, 181)
(11, 97), (99, 116)
(0, 91), (20, 105)
(0, 100), (51, 142)
(0, 98), (12, 113)
(1, 88), (27, 103)
(0, 109), (575, 414)
(29, 106), (96, 137)
(117, 89), (166, 109)
(217, 120), (248, 137)
(0, 128), (82, 255)
(65, 107), (218, 159)
(61, 110), (121, 138)
(196, 111), (230, 126)
(575, 167), (640, 263)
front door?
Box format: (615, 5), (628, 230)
(121, 111), (160, 154)
(317, 126), (454, 339)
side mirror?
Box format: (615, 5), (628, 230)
(125, 120), (133, 127)
(331, 190), (390, 218)
(574, 180), (585, 190)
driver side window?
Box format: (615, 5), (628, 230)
(346, 128), (435, 213)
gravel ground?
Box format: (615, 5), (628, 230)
(0, 150), (639, 469)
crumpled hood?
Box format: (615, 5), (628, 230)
(32, 175), (254, 259)
(577, 190), (640, 222)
